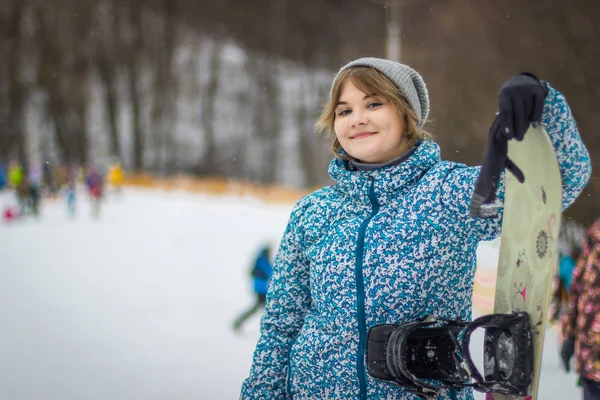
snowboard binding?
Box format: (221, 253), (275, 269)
(366, 312), (533, 399)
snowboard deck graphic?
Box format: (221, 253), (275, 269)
(485, 126), (562, 400)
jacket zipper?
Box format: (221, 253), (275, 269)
(356, 176), (380, 400)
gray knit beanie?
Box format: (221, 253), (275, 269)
(332, 57), (429, 127)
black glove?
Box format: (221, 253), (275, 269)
(469, 115), (525, 217)
(496, 73), (548, 141)
(560, 336), (575, 372)
(469, 73), (547, 218)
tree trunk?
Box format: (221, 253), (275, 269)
(128, 63), (144, 171)
(124, 1), (145, 172)
(5, 0), (27, 165)
(149, 0), (178, 175)
(198, 39), (222, 173)
(297, 81), (317, 187)
(98, 61), (122, 160)
(163, 0), (178, 174)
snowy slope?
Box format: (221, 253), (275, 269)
(0, 188), (580, 399)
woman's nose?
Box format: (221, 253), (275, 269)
(350, 109), (367, 127)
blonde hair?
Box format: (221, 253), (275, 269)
(316, 67), (431, 159)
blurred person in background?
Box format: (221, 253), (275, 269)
(16, 174), (30, 216)
(8, 161), (23, 191)
(8, 162), (26, 215)
(551, 223), (585, 323)
(43, 160), (58, 198)
(85, 165), (104, 218)
(55, 163), (73, 193)
(107, 159), (125, 195)
(233, 245), (274, 333)
(27, 160), (43, 217)
(561, 218), (600, 400)
(65, 165), (78, 218)
(1, 162), (17, 222)
(0, 163), (6, 191)
(241, 57), (591, 399)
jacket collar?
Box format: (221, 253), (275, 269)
(328, 140), (440, 205)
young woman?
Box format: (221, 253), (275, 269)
(240, 57), (591, 399)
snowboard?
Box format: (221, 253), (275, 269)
(485, 125), (562, 400)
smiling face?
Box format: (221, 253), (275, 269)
(316, 66), (430, 161)
(333, 79), (408, 163)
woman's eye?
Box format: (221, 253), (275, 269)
(367, 102), (382, 108)
(337, 109), (350, 116)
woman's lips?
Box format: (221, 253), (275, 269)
(351, 131), (376, 139)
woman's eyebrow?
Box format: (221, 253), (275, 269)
(336, 95), (374, 106)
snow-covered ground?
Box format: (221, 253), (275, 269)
(0, 188), (580, 399)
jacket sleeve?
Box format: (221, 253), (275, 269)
(440, 83), (592, 241)
(240, 199), (312, 399)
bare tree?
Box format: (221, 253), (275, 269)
(247, 54), (281, 184)
(197, 38), (222, 174)
(93, 0), (122, 160)
(297, 69), (331, 188)
(122, 0), (145, 172)
(0, 0), (27, 164)
(296, 79), (316, 186)
(146, 0), (179, 174)
(34, 0), (93, 165)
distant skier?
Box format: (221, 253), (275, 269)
(85, 166), (104, 218)
(233, 245), (273, 333)
(8, 162), (23, 190)
(551, 222), (585, 323)
(43, 160), (58, 197)
(65, 165), (78, 217)
(107, 160), (125, 195)
(0, 163), (6, 191)
(240, 57), (591, 399)
(27, 161), (43, 217)
(8, 162), (24, 211)
(551, 246), (581, 323)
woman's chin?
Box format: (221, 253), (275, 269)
(352, 151), (385, 164)
(347, 148), (380, 163)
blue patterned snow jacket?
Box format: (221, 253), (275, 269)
(241, 84), (591, 400)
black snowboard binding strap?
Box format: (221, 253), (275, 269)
(459, 312), (534, 396)
(367, 315), (470, 399)
(366, 312), (534, 399)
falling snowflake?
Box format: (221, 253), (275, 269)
(536, 231), (548, 258)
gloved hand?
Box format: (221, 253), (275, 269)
(469, 115), (525, 217)
(560, 336), (576, 372)
(469, 73), (548, 218)
(495, 73), (548, 141)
